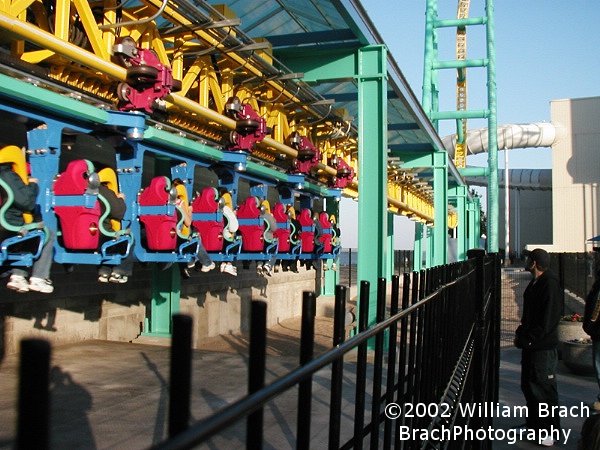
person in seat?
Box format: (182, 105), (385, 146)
(218, 189), (238, 276)
(96, 167), (134, 283)
(0, 145), (55, 293)
(172, 178), (215, 277)
(256, 199), (278, 277)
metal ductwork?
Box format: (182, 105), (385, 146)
(442, 122), (562, 157)
(468, 168), (552, 190)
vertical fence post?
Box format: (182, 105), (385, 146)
(349, 248), (353, 289)
(247, 301), (267, 449)
(169, 314), (193, 438)
(370, 277), (387, 449)
(493, 253), (502, 403)
(384, 275), (400, 450)
(297, 292), (316, 450)
(17, 339), (51, 450)
(467, 248), (486, 432)
(353, 280), (370, 450)
(395, 272), (411, 448)
(329, 284), (347, 450)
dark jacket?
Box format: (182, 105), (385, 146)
(515, 269), (562, 351)
(0, 163), (39, 228)
(583, 278), (600, 340)
(98, 184), (126, 232)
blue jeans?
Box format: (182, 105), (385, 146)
(196, 243), (213, 267)
(13, 229), (55, 280)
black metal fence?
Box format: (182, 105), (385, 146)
(339, 249), (414, 288)
(15, 251), (500, 450)
(551, 252), (600, 300)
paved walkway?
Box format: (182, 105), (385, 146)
(0, 313), (597, 449)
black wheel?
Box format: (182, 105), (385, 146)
(126, 65), (159, 85)
(236, 119), (260, 134)
(117, 82), (131, 102)
(171, 79), (182, 92)
(229, 130), (239, 146)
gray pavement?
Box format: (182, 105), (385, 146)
(0, 339), (597, 449)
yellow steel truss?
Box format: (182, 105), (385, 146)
(0, 0), (455, 226)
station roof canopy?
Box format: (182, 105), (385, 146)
(206, 0), (465, 187)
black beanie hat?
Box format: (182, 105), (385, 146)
(528, 248), (550, 270)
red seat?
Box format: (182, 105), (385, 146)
(191, 187), (224, 251)
(237, 196), (264, 252)
(273, 203), (292, 252)
(138, 176), (177, 251)
(317, 212), (333, 253)
(53, 159), (102, 250)
(298, 208), (315, 253)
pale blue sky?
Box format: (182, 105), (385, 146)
(340, 0), (600, 249)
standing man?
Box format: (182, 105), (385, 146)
(583, 257), (600, 412)
(515, 248), (562, 447)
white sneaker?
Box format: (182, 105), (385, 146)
(7, 274), (29, 293)
(256, 263), (263, 276)
(28, 277), (54, 294)
(539, 437), (554, 447)
(108, 273), (128, 284)
(220, 262), (227, 272)
(98, 273), (110, 283)
(222, 263), (237, 276)
(201, 262), (216, 272)
(263, 263), (272, 277)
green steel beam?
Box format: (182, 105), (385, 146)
(459, 166), (490, 177)
(413, 223), (425, 271)
(357, 45), (388, 326)
(143, 265), (180, 337)
(433, 59), (488, 70)
(434, 17), (487, 28)
(430, 110), (490, 120)
(280, 47), (358, 82)
(284, 44), (388, 328)
(144, 126), (223, 162)
(422, 0), (437, 117)
(0, 73), (109, 124)
(486, 0), (499, 252)
(450, 185), (469, 261)
(432, 151), (448, 266)
(386, 212), (394, 279)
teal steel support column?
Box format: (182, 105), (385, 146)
(357, 45), (388, 326)
(486, 0), (499, 253)
(143, 157), (181, 337)
(323, 198), (340, 296)
(432, 151), (448, 266)
(467, 198), (477, 250)
(143, 265), (180, 337)
(450, 185), (468, 261)
(474, 196), (482, 248)
(422, 0), (437, 118)
(426, 226), (433, 268)
(386, 212), (394, 279)
(413, 222), (425, 271)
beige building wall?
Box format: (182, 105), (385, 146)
(549, 97), (600, 252)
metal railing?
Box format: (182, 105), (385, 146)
(15, 251), (500, 450)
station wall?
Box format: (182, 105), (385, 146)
(0, 264), (317, 357)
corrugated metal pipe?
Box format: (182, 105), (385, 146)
(442, 122), (562, 157)
(443, 122), (563, 191)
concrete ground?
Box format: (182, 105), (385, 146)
(0, 316), (597, 449)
